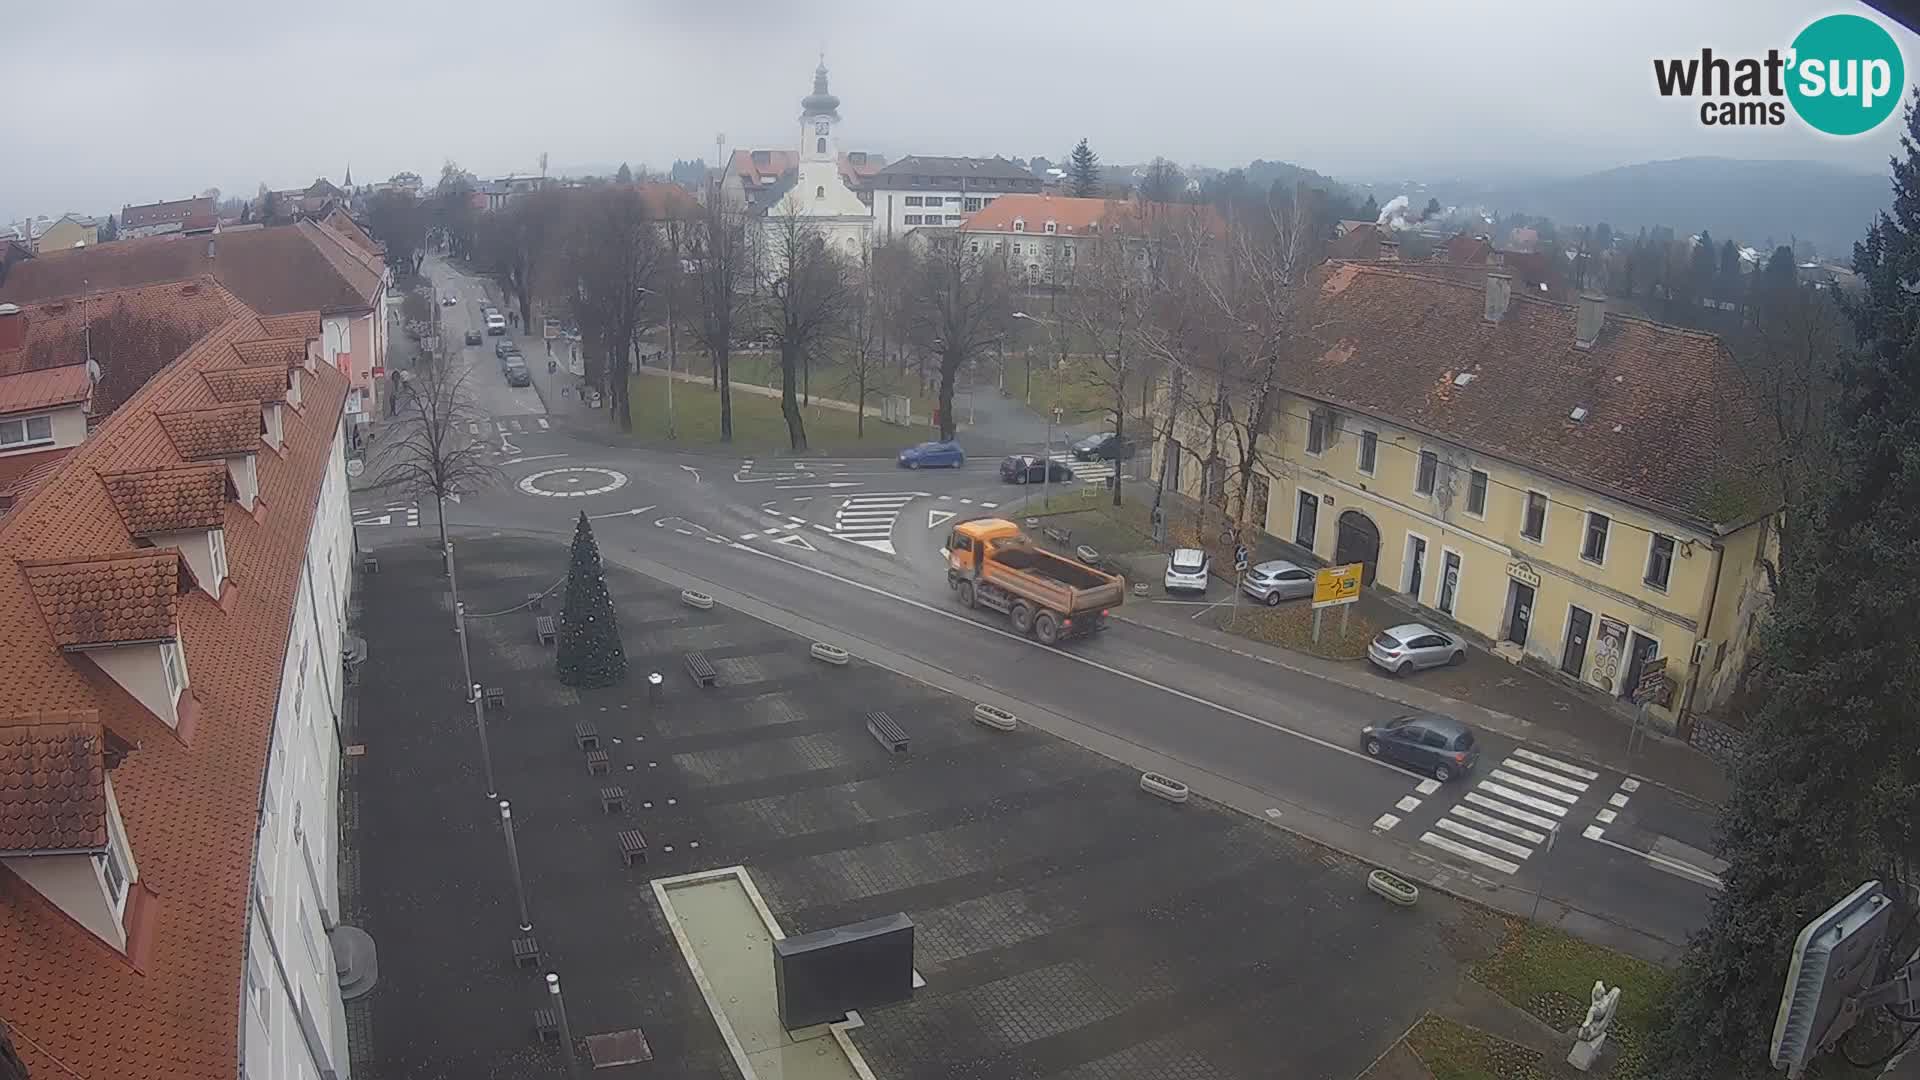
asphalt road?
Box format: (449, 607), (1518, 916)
(355, 259), (1720, 952)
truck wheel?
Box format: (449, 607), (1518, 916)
(1010, 602), (1034, 635)
(1033, 611), (1061, 645)
(957, 582), (976, 609)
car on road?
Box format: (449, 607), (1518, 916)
(485, 310), (506, 335)
(898, 440), (964, 469)
(502, 358), (531, 387)
(1241, 559), (1314, 606)
(1070, 431), (1136, 462)
(441, 295), (457, 306)
(998, 454), (1073, 484)
(1367, 622), (1467, 675)
(1360, 712), (1480, 782)
(464, 329), (482, 346)
(1164, 547), (1211, 594)
(495, 339), (519, 360)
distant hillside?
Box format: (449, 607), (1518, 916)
(1478, 158), (1887, 257)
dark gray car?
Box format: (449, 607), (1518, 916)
(1360, 712), (1481, 782)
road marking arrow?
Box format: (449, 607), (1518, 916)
(588, 504), (657, 521)
(772, 533), (818, 552)
(927, 509), (956, 528)
(680, 465), (702, 483)
(352, 513), (393, 527)
(775, 481), (862, 490)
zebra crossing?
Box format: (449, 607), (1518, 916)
(466, 414), (551, 437)
(830, 492), (923, 555)
(1413, 748), (1598, 876)
(1048, 452), (1117, 484)
(351, 503), (420, 528)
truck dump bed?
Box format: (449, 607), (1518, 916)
(982, 541), (1126, 614)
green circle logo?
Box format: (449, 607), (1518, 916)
(1787, 14), (1904, 136)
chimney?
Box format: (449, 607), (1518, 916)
(1575, 292), (1605, 349)
(1484, 272), (1513, 324)
(0, 303), (23, 352)
(1379, 239), (1400, 262)
(206, 234), (216, 259)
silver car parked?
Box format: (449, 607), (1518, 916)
(1240, 560), (1314, 606)
(1367, 622), (1467, 675)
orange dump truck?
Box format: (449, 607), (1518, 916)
(945, 518), (1126, 644)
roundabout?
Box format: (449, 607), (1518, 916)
(517, 467), (629, 498)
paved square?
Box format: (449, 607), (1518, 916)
(349, 536), (1500, 1080)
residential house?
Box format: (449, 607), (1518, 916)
(1153, 263), (1778, 735)
(0, 301), (359, 1080)
(471, 174), (552, 213)
(0, 222), (390, 431)
(266, 179), (349, 221)
(121, 196), (216, 239)
(6, 214), (99, 254)
(956, 194), (1217, 287)
(868, 156), (1041, 244)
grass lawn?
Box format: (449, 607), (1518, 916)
(1404, 1015), (1550, 1080)
(1471, 921), (1671, 1079)
(620, 374), (924, 456)
(677, 348), (926, 411)
(1218, 602), (1381, 661)
(1019, 357), (1115, 424)
(1021, 488), (1158, 556)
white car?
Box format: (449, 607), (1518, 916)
(440, 295), (457, 306)
(1164, 548), (1211, 594)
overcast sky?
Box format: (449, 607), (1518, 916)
(3, 0), (1914, 221)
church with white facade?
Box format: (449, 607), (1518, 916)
(722, 63), (882, 272)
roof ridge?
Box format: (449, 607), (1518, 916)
(1341, 262), (1734, 341)
(18, 546), (183, 570)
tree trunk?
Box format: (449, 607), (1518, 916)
(937, 357), (959, 441)
(780, 342), (807, 451)
(1153, 364), (1186, 521)
(717, 345), (734, 441)
(856, 370), (866, 437)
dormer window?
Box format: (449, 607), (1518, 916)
(263, 402), (285, 450)
(228, 453), (259, 510)
(304, 341), (319, 374)
(1045, 221), (1057, 235)
(1012, 219), (1025, 233)
(161, 638), (188, 701)
(0, 725), (143, 953)
(288, 368), (304, 407)
(0, 413), (54, 450)
(207, 527), (229, 589)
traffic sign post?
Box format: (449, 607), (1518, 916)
(1311, 563), (1363, 643)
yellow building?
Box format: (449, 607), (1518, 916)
(30, 214), (97, 253)
(1155, 262), (1779, 735)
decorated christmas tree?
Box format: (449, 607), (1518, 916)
(555, 511), (627, 688)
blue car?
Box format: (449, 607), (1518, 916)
(898, 440), (965, 469)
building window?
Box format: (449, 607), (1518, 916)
(1522, 491), (1548, 542)
(1582, 511), (1610, 564)
(968, 240), (980, 254)
(1045, 221), (1057, 234)
(994, 240), (1004, 253)
(904, 214), (922, 225)
(161, 639), (187, 699)
(904, 196), (921, 206)
(1305, 410), (1328, 455)
(1437, 550), (1462, 615)
(816, 137), (826, 154)
(1357, 430), (1377, 474)
(946, 215), (962, 224)
(1415, 450), (1438, 495)
(964, 197), (982, 212)
(815, 185), (825, 199)
(1646, 533), (1675, 590)
(0, 414), (54, 448)
(1466, 470), (1489, 516)
(208, 528), (228, 585)
(101, 843), (128, 911)
(1013, 219), (1025, 233)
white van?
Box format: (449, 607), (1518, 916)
(485, 311), (506, 335)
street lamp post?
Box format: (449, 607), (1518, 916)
(447, 540), (499, 800)
(500, 800), (532, 932)
(546, 972), (581, 1079)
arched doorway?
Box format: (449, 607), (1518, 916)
(1335, 510), (1382, 586)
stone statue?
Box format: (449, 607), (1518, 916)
(1567, 980), (1621, 1072)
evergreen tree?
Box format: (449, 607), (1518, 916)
(1358, 194), (1379, 223)
(616, 162), (633, 184)
(555, 512), (627, 688)
(1069, 138), (1101, 198)
(1645, 100), (1920, 1080)
(1765, 244), (1797, 284)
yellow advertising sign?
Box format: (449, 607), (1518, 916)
(1313, 563), (1363, 609)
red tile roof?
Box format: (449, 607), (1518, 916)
(231, 337), (308, 368)
(0, 451), (74, 512)
(201, 364), (287, 404)
(320, 206), (383, 257)
(1294, 263), (1770, 529)
(0, 363), (90, 414)
(102, 465), (229, 536)
(157, 404), (260, 460)
(0, 448), (71, 499)
(0, 304), (350, 1079)
(957, 194), (1216, 238)
(0, 720), (108, 854)
(299, 219), (386, 304)
(1443, 234), (1493, 265)
(0, 225), (382, 317)
(0, 718), (107, 853)
(256, 311), (320, 339)
(23, 549), (189, 648)
(121, 197), (214, 231)
(728, 149), (885, 204)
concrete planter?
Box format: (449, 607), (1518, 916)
(1132, 582), (1150, 597)
(1140, 772), (1190, 803)
(1367, 869), (1419, 907)
(810, 642), (850, 666)
(972, 703), (1018, 731)
(1025, 517), (1039, 528)
(681, 590), (714, 610)
(1076, 545), (1102, 566)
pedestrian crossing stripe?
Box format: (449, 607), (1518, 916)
(1414, 748), (1593, 877)
(1046, 452), (1118, 483)
(1512, 747), (1599, 780)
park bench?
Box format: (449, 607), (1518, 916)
(526, 592), (544, 612)
(535, 615), (556, 645)
(512, 935), (541, 969)
(533, 1007), (559, 1044)
(1041, 525), (1073, 547)
(619, 828), (648, 867)
(684, 651), (718, 688)
(586, 749), (610, 775)
(574, 720), (599, 751)
(600, 786), (627, 814)
(865, 710), (909, 754)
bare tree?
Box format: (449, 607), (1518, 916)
(478, 191), (560, 332)
(1144, 207), (1229, 526)
(369, 351), (500, 552)
(911, 235), (1012, 441)
(762, 200), (854, 452)
(686, 193), (751, 441)
(365, 189), (429, 276)
(1065, 224), (1155, 507)
(560, 186), (663, 431)
(839, 258), (894, 438)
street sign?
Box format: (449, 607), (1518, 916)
(1233, 544), (1250, 573)
(1312, 563), (1363, 609)
(1633, 656), (1670, 704)
(346, 459), (365, 478)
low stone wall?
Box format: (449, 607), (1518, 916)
(1688, 713), (1746, 766)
